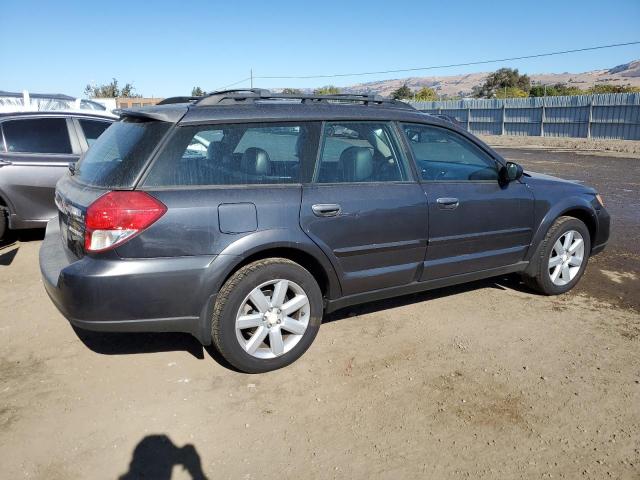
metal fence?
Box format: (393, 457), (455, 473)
(409, 93), (640, 140)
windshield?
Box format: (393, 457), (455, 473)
(74, 118), (171, 188)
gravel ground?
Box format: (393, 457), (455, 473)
(0, 147), (638, 479)
(481, 135), (640, 156)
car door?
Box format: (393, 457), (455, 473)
(400, 123), (535, 281)
(300, 121), (428, 297)
(0, 116), (80, 224)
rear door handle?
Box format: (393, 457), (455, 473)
(436, 197), (459, 210)
(0, 159), (12, 167)
(312, 203), (341, 217)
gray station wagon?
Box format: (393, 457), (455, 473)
(39, 89), (610, 373)
(0, 111), (114, 240)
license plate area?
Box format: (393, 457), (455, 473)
(55, 192), (85, 258)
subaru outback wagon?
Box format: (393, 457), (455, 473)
(40, 89), (609, 373)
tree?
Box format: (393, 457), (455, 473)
(191, 86), (206, 96)
(529, 83), (585, 97)
(84, 78), (141, 98)
(391, 83), (412, 100)
(282, 88), (303, 94)
(588, 84), (640, 94)
(474, 68), (531, 98)
(494, 87), (529, 99)
(313, 85), (340, 95)
(414, 86), (437, 101)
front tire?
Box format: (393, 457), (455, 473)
(524, 216), (591, 295)
(211, 258), (323, 373)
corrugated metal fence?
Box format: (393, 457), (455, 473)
(409, 93), (640, 140)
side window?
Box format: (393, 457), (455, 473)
(78, 119), (112, 146)
(315, 122), (409, 183)
(401, 123), (498, 181)
(3, 118), (72, 154)
(144, 122), (321, 186)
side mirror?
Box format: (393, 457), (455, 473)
(500, 162), (523, 183)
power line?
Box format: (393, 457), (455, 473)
(252, 41), (640, 80)
(212, 76), (252, 91)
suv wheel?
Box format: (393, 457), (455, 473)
(524, 216), (591, 295)
(211, 258), (323, 373)
(0, 209), (7, 242)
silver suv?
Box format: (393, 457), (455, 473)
(0, 111), (114, 240)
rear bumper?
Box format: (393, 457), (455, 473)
(39, 219), (221, 344)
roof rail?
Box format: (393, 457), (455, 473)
(157, 96), (203, 105)
(195, 88), (414, 109)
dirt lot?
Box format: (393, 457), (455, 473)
(1, 147), (638, 479)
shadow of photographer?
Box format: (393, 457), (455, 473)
(119, 434), (209, 480)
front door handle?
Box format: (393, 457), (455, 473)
(436, 197), (459, 210)
(312, 203), (341, 217)
(0, 159), (12, 167)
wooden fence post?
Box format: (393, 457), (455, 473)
(501, 101), (506, 136)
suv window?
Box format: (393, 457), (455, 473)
(2, 117), (72, 154)
(402, 123), (498, 181)
(78, 119), (112, 146)
(74, 118), (171, 188)
(315, 122), (409, 183)
(144, 122), (321, 186)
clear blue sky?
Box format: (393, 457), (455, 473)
(2, 0), (639, 98)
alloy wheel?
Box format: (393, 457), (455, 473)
(548, 230), (585, 286)
(235, 279), (310, 359)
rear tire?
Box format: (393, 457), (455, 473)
(0, 210), (7, 243)
(211, 258), (323, 373)
(523, 216), (591, 295)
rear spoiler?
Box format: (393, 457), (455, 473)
(118, 105), (189, 123)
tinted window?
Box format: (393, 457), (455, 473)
(3, 118), (72, 154)
(74, 118), (170, 188)
(144, 122), (321, 186)
(402, 123), (498, 181)
(315, 122), (409, 183)
(78, 119), (112, 146)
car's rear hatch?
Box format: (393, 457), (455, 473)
(55, 114), (176, 258)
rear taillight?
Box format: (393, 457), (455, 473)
(84, 191), (167, 252)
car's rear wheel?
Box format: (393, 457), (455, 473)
(524, 216), (591, 295)
(0, 209), (7, 242)
(211, 258), (323, 373)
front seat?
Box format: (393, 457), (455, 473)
(339, 146), (374, 182)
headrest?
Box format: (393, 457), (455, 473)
(339, 146), (373, 182)
(241, 147), (270, 176)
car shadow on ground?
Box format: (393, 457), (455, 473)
(118, 434), (209, 480)
(71, 274), (535, 371)
(0, 243), (19, 266)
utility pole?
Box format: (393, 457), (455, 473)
(250, 69), (253, 88)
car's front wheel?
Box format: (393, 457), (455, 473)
(524, 216), (591, 295)
(211, 258), (323, 373)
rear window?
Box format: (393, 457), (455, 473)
(144, 122), (321, 186)
(3, 117), (72, 154)
(74, 118), (170, 188)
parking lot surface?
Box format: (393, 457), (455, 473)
(1, 147), (638, 479)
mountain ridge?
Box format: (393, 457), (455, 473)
(336, 60), (640, 97)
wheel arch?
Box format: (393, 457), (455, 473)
(524, 198), (597, 276)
